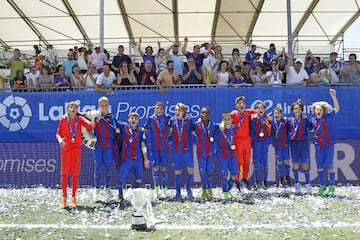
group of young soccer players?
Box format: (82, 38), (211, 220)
(56, 89), (340, 208)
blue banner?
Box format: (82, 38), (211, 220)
(0, 86), (358, 142)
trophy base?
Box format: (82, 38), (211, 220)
(131, 214), (147, 230)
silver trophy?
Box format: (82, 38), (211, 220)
(131, 188), (153, 230)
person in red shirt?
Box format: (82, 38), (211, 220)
(56, 101), (95, 208)
(231, 96), (256, 190)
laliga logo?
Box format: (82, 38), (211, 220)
(0, 95), (32, 131)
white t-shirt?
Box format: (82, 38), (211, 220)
(96, 71), (116, 89)
(26, 71), (40, 88)
(286, 66), (309, 85)
(265, 71), (282, 85)
(84, 72), (98, 91)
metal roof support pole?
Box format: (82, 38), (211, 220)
(100, 0), (104, 51)
(286, 0), (292, 56)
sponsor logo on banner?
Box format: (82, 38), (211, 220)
(0, 95), (32, 131)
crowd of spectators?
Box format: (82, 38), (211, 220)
(1, 38), (360, 93)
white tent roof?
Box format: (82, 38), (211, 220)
(0, 0), (359, 55)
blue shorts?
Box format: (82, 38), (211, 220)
(151, 150), (169, 167)
(118, 157), (143, 182)
(198, 155), (215, 175)
(219, 157), (239, 177)
(275, 147), (290, 162)
(315, 145), (334, 170)
(94, 147), (113, 172)
(252, 140), (269, 167)
(171, 151), (193, 171)
(290, 140), (309, 164)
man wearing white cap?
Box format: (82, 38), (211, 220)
(285, 58), (309, 86)
(90, 44), (108, 74)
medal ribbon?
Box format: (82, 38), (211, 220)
(67, 116), (78, 141)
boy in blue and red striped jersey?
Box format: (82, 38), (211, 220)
(217, 112), (238, 200)
(93, 96), (120, 202)
(310, 89), (340, 197)
(288, 100), (313, 194)
(168, 103), (195, 201)
(249, 102), (273, 190)
(195, 106), (219, 200)
(144, 102), (171, 198)
(271, 107), (291, 187)
(117, 112), (150, 201)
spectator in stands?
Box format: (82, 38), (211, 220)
(340, 53), (360, 84)
(228, 48), (243, 73)
(250, 53), (262, 70)
(4, 48), (30, 88)
(182, 56), (203, 84)
(229, 68), (245, 88)
(241, 64), (255, 86)
(137, 38), (156, 71)
(265, 60), (283, 85)
(169, 43), (184, 81)
(13, 69), (27, 92)
(285, 57), (309, 86)
(263, 43), (277, 71)
(211, 60), (231, 85)
(95, 64), (116, 95)
(39, 65), (55, 91)
(111, 45), (132, 75)
(0, 70), (9, 92)
(252, 63), (267, 84)
(137, 60), (157, 86)
(54, 66), (69, 91)
(327, 52), (341, 81)
(70, 65), (83, 90)
(156, 60), (180, 95)
(90, 45), (108, 74)
(244, 44), (257, 64)
(46, 44), (57, 66)
(76, 47), (88, 74)
(204, 45), (223, 84)
(155, 47), (170, 74)
(304, 50), (320, 75)
(26, 66), (40, 91)
(117, 62), (137, 86)
(39, 52), (55, 73)
(62, 52), (78, 78)
(182, 37), (213, 81)
(80, 63), (98, 91)
(309, 63), (331, 85)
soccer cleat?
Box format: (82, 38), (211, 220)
(60, 197), (66, 209)
(263, 180), (268, 190)
(154, 186), (160, 195)
(207, 188), (213, 200)
(305, 184), (312, 194)
(253, 181), (260, 191)
(118, 192), (124, 202)
(71, 197), (77, 208)
(235, 181), (241, 192)
(280, 176), (285, 187)
(223, 192), (230, 200)
(294, 183), (301, 194)
(94, 189), (100, 201)
(175, 193), (181, 201)
(160, 187), (167, 198)
(201, 189), (207, 199)
(327, 186), (335, 197)
(317, 185), (327, 196)
(242, 179), (251, 190)
(228, 191), (233, 199)
(285, 176), (292, 186)
(106, 188), (114, 201)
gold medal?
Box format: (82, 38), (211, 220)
(210, 137), (214, 142)
(71, 137), (75, 143)
(259, 132), (264, 138)
(230, 145), (236, 150)
(116, 128), (120, 134)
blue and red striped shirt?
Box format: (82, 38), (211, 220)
(311, 110), (336, 149)
(144, 114), (170, 152)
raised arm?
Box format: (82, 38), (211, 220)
(137, 37), (144, 57)
(182, 37), (188, 56)
(329, 88), (340, 113)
